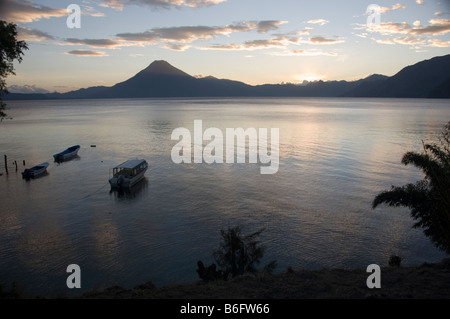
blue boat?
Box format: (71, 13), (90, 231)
(53, 145), (80, 162)
(22, 162), (49, 179)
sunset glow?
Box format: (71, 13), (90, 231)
(0, 0), (449, 92)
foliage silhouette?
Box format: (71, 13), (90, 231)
(388, 255), (402, 267)
(212, 226), (276, 280)
(0, 20), (28, 120)
(373, 121), (450, 254)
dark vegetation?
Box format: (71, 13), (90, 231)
(0, 282), (20, 299)
(388, 255), (403, 268)
(0, 20), (28, 120)
(197, 226), (277, 282)
(373, 121), (450, 254)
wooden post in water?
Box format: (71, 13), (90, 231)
(4, 155), (8, 173)
(14, 161), (18, 171)
(23, 160), (26, 166)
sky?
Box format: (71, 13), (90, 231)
(0, 0), (449, 93)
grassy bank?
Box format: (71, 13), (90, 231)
(2, 259), (449, 299)
(78, 259), (450, 299)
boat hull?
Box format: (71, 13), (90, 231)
(109, 167), (147, 188)
(53, 145), (80, 162)
(22, 162), (49, 179)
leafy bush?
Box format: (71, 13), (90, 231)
(211, 226), (277, 280)
(388, 255), (402, 267)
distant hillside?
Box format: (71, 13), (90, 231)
(4, 54), (450, 100)
(428, 77), (450, 98)
(343, 55), (450, 98)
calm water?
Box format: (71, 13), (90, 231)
(0, 97), (449, 296)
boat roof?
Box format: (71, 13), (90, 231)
(116, 159), (147, 169)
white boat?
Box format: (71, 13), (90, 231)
(53, 145), (80, 162)
(109, 159), (148, 188)
(22, 162), (49, 179)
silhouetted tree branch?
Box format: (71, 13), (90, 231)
(211, 226), (276, 280)
(1, 20), (28, 120)
(373, 121), (450, 254)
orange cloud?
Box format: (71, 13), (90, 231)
(65, 50), (109, 57)
(99, 0), (227, 10)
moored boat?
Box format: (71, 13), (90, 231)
(53, 145), (80, 162)
(22, 162), (49, 179)
(109, 159), (148, 188)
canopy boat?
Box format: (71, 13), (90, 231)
(22, 162), (49, 179)
(53, 145), (80, 162)
(109, 159), (148, 188)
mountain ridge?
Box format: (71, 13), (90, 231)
(5, 54), (450, 100)
(343, 55), (450, 98)
(139, 60), (192, 77)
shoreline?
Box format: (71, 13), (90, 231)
(2, 259), (449, 299)
(77, 258), (449, 299)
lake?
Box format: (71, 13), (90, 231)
(0, 97), (448, 296)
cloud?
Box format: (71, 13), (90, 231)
(0, 0), (67, 23)
(117, 22), (255, 43)
(200, 33), (303, 51)
(288, 49), (337, 56)
(374, 36), (426, 46)
(416, 0), (424, 4)
(391, 36), (426, 45)
(59, 20), (289, 52)
(7, 84), (50, 94)
(81, 5), (105, 17)
(307, 19), (329, 26)
(308, 36), (345, 44)
(391, 3), (406, 10)
(99, 0), (124, 10)
(153, 23), (255, 40)
(17, 26), (55, 41)
(272, 49), (337, 57)
(200, 43), (245, 50)
(0, 0), (104, 23)
(201, 43), (338, 57)
(358, 3), (405, 17)
(65, 50), (108, 56)
(163, 43), (190, 51)
(243, 39), (283, 49)
(354, 32), (368, 38)
(413, 19), (450, 35)
(244, 35), (298, 48)
(356, 18), (450, 49)
(428, 38), (450, 47)
(373, 37), (395, 45)
(368, 19), (450, 36)
(198, 30), (345, 53)
(115, 31), (159, 43)
(116, 21), (282, 45)
(378, 3), (406, 14)
(434, 12), (448, 17)
(256, 21), (288, 33)
(63, 38), (133, 49)
(99, 0), (227, 10)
